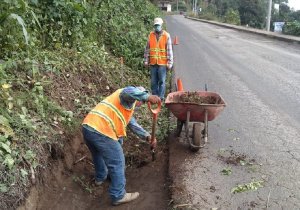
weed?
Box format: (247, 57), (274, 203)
(231, 180), (264, 194)
(73, 175), (93, 194)
(221, 167), (232, 175)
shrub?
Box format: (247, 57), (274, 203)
(224, 9), (241, 25)
(283, 21), (300, 36)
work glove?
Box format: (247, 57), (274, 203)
(147, 135), (157, 148)
(148, 95), (161, 104)
(144, 61), (149, 68)
(167, 64), (173, 70)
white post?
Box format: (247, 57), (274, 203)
(267, 0), (272, 31)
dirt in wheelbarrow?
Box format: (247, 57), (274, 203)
(18, 131), (170, 210)
(176, 92), (218, 104)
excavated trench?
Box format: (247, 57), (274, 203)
(18, 130), (170, 210)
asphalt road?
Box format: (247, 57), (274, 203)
(166, 15), (300, 209)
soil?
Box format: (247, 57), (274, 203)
(176, 92), (217, 104)
(44, 64), (113, 114)
(167, 133), (193, 210)
(18, 130), (170, 210)
(217, 150), (255, 166)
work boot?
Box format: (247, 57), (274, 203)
(95, 180), (103, 186)
(112, 192), (140, 206)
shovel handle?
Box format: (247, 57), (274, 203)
(148, 101), (161, 162)
(148, 101), (161, 142)
(150, 113), (157, 143)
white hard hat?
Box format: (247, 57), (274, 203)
(154, 17), (163, 25)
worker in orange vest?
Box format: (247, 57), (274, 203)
(144, 17), (173, 100)
(82, 86), (161, 206)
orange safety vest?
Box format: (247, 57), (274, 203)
(82, 89), (136, 140)
(149, 30), (168, 65)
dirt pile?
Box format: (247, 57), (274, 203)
(176, 92), (218, 104)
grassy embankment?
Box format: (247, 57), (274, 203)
(0, 1), (171, 208)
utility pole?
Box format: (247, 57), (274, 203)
(192, 0), (194, 13)
(177, 0), (178, 12)
(193, 0), (196, 15)
(267, 0), (272, 31)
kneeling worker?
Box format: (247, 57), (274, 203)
(82, 86), (161, 206)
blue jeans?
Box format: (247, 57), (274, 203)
(150, 65), (167, 99)
(82, 126), (125, 202)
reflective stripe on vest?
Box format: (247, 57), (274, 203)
(82, 89), (135, 140)
(149, 30), (168, 65)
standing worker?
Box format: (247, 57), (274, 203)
(144, 17), (173, 100)
(82, 86), (161, 206)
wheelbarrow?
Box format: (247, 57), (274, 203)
(165, 90), (226, 152)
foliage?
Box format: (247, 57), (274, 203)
(73, 175), (93, 193)
(273, 0), (288, 4)
(96, 0), (160, 70)
(279, 10), (300, 36)
(198, 13), (219, 21)
(238, 0), (266, 28)
(0, 0), (161, 208)
(214, 0), (239, 17)
(283, 21), (300, 36)
(288, 10), (300, 22)
(231, 180), (263, 193)
(206, 3), (218, 16)
(198, 3), (218, 21)
(0, 63), (73, 204)
(172, 1), (187, 12)
(195, 0), (299, 32)
(220, 167), (232, 175)
(224, 8), (241, 25)
(0, 0), (160, 69)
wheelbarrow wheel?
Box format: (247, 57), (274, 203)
(190, 123), (203, 152)
(176, 120), (184, 137)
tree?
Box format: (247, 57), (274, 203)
(224, 8), (241, 25)
(238, 0), (266, 28)
(273, 0), (288, 4)
(172, 0), (187, 11)
(289, 10), (300, 21)
(214, 0), (239, 17)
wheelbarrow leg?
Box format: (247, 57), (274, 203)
(176, 119), (184, 137)
(204, 109), (208, 143)
(185, 111), (192, 147)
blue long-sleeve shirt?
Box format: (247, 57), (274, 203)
(83, 86), (151, 140)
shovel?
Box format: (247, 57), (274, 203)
(148, 101), (161, 161)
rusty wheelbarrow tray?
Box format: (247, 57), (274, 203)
(165, 91), (226, 152)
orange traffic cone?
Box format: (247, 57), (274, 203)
(173, 36), (179, 45)
(177, 78), (184, 91)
